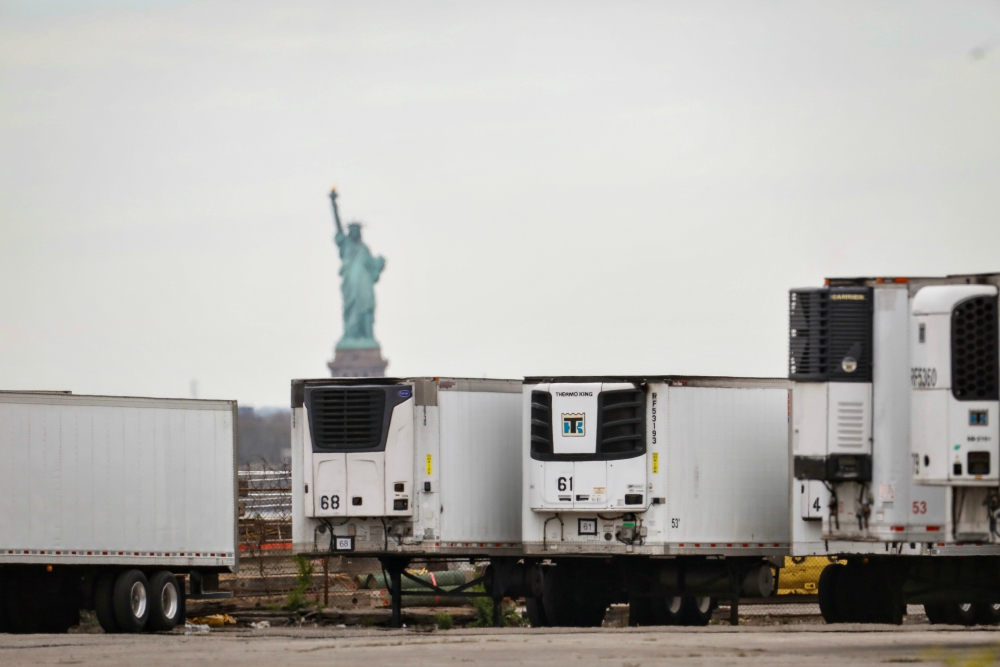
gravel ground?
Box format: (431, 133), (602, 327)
(3, 624), (1000, 667)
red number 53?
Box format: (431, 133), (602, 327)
(912, 501), (927, 514)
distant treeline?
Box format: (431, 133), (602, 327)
(238, 407), (290, 465)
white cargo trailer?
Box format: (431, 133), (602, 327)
(0, 391), (237, 634)
(290, 377), (525, 627)
(521, 376), (790, 627)
(789, 273), (1000, 626)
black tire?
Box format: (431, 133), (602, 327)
(975, 601), (1000, 626)
(94, 570), (121, 634)
(650, 596), (685, 625)
(818, 563), (843, 624)
(679, 596), (714, 626)
(525, 597), (549, 627)
(112, 570), (149, 633)
(945, 602), (977, 627)
(146, 571), (182, 632)
(924, 603), (948, 625)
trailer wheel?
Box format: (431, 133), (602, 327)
(112, 570), (150, 633)
(649, 596), (684, 625)
(94, 570), (121, 633)
(945, 602), (976, 626)
(146, 571), (181, 632)
(974, 602), (1000, 626)
(817, 562), (843, 623)
(679, 596), (714, 626)
(924, 603), (948, 624)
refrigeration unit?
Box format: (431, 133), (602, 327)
(910, 284), (1000, 544)
(291, 377), (523, 556)
(521, 376), (790, 627)
(789, 274), (1000, 626)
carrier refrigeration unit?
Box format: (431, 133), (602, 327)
(290, 377), (527, 626)
(522, 376), (790, 627)
(0, 391), (237, 634)
(789, 273), (1000, 626)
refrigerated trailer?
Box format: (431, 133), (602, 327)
(290, 377), (528, 627)
(522, 376), (791, 627)
(0, 391), (237, 634)
(789, 273), (1000, 625)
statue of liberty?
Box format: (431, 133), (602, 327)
(329, 187), (385, 349)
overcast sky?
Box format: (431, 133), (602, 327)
(2, 1), (999, 407)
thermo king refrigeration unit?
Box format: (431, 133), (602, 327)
(521, 375), (790, 627)
(789, 274), (1000, 626)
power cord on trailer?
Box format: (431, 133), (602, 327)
(542, 514), (563, 552)
(824, 482), (839, 531)
(318, 517), (349, 553)
(380, 517), (402, 547)
(855, 483), (872, 532)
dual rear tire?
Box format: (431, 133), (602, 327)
(924, 601), (1000, 626)
(629, 595), (715, 627)
(94, 569), (183, 634)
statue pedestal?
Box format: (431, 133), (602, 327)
(327, 347), (388, 378)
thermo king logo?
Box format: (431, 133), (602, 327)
(562, 413), (585, 437)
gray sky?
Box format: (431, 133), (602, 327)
(2, 1), (999, 407)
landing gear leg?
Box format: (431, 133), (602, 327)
(378, 556), (410, 629)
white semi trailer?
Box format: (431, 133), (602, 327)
(290, 377), (525, 627)
(522, 376), (790, 627)
(0, 391), (237, 634)
(789, 273), (1000, 625)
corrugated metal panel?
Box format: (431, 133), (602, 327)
(0, 396), (236, 565)
(438, 390), (522, 543)
(666, 385), (789, 545)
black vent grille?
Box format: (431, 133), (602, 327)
(598, 390), (645, 456)
(827, 288), (873, 382)
(789, 289), (828, 380)
(530, 391), (553, 456)
(952, 295), (999, 401)
(308, 388), (386, 451)
(789, 287), (872, 382)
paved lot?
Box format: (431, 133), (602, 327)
(3, 625), (1000, 667)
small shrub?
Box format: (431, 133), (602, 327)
(434, 612), (454, 630)
(468, 585), (525, 627)
(285, 555), (315, 612)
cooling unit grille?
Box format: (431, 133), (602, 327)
(789, 287), (872, 382)
(952, 295), (999, 401)
(308, 388), (386, 450)
(789, 289), (828, 380)
(598, 389), (645, 456)
(530, 390), (553, 456)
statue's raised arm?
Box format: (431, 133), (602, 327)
(329, 187), (344, 237)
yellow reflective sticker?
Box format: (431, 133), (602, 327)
(426, 454), (433, 475)
(652, 452), (659, 474)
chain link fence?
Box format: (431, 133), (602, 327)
(220, 464), (862, 625)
